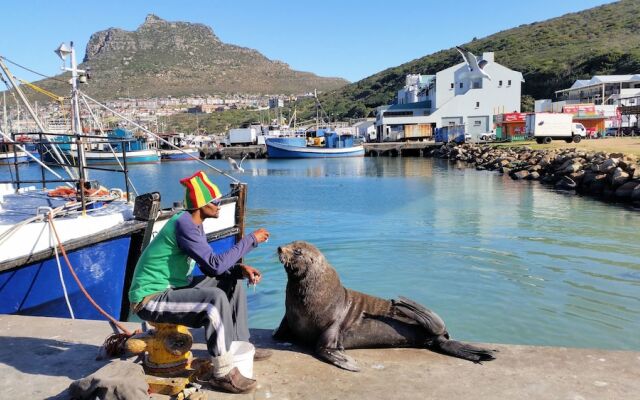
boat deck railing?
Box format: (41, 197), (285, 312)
(1, 132), (134, 206)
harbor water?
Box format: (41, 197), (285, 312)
(3, 157), (640, 350)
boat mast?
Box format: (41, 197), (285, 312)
(56, 42), (88, 181)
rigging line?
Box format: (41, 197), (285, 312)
(0, 56), (68, 83)
(47, 213), (133, 336)
(78, 95), (139, 196)
(48, 213), (75, 319)
(79, 91), (241, 184)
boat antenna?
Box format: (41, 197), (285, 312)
(55, 42), (88, 183)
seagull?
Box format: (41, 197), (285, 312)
(227, 154), (248, 173)
(455, 46), (491, 81)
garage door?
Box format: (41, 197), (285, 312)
(467, 116), (489, 134)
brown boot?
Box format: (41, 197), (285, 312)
(198, 367), (257, 394)
(253, 347), (273, 361)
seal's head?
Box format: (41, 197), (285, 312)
(277, 241), (326, 278)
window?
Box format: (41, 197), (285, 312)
(459, 82), (463, 89)
(383, 111), (413, 117)
(474, 120), (482, 126)
(473, 81), (481, 89)
(498, 80), (503, 87)
(450, 83), (454, 89)
(507, 80), (512, 86)
(475, 101), (480, 108)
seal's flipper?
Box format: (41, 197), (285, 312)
(393, 296), (447, 336)
(394, 297), (496, 362)
(316, 347), (360, 372)
(273, 316), (295, 342)
(315, 302), (360, 371)
(434, 336), (497, 363)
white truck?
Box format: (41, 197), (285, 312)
(525, 113), (587, 144)
(224, 125), (259, 146)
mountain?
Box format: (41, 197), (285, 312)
(316, 0), (640, 118)
(33, 14), (348, 99)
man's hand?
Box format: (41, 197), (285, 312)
(239, 264), (262, 285)
(252, 228), (270, 244)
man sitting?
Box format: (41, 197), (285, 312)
(128, 171), (270, 393)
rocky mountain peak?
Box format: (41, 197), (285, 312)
(142, 14), (164, 25)
(59, 15), (348, 98)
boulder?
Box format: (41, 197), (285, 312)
(562, 162), (583, 174)
(601, 158), (618, 172)
(539, 156), (552, 169)
(632, 185), (640, 201)
(556, 159), (574, 172)
(587, 176), (607, 195)
(568, 170), (585, 185)
(526, 171), (541, 180)
(582, 171), (598, 186)
(511, 170), (530, 180)
(609, 167), (629, 187)
(541, 174), (559, 184)
(614, 181), (640, 200)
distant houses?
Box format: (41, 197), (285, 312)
(374, 51), (524, 142)
(536, 75), (640, 136)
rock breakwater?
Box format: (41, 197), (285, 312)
(429, 143), (640, 208)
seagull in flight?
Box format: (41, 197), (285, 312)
(227, 154), (248, 173)
(455, 46), (491, 81)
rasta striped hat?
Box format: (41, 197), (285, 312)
(180, 171), (222, 210)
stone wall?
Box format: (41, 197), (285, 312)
(428, 143), (640, 207)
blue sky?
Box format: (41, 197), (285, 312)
(1, 0), (615, 84)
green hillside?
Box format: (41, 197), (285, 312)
(312, 0), (640, 118)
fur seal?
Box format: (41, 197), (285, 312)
(274, 241), (496, 371)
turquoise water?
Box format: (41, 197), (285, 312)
(4, 157), (640, 350)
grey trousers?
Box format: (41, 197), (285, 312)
(136, 275), (250, 357)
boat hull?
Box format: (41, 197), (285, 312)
(0, 234), (237, 320)
(84, 149), (160, 165)
(160, 148), (200, 161)
(266, 140), (364, 158)
(0, 236), (132, 320)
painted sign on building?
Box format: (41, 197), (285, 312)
(562, 104), (596, 115)
(495, 112), (526, 123)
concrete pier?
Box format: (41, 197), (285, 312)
(363, 141), (439, 157)
(202, 145), (266, 160)
(1, 315), (637, 399)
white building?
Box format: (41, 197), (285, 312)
(553, 75), (640, 106)
(537, 75), (640, 129)
(352, 119), (376, 141)
(375, 51), (523, 141)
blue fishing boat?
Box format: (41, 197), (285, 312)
(0, 43), (247, 322)
(266, 131), (364, 158)
(82, 128), (160, 165)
